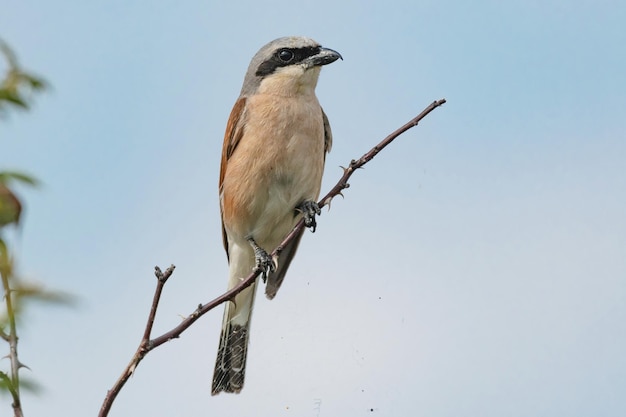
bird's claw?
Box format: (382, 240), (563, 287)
(247, 237), (275, 283)
(297, 200), (321, 232)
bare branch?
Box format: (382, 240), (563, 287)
(142, 265), (175, 342)
(98, 98), (446, 416)
(97, 265), (175, 417)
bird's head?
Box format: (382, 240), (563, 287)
(241, 36), (342, 97)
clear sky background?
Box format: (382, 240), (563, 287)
(1, 1), (625, 416)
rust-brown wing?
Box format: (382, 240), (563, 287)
(219, 97), (247, 261)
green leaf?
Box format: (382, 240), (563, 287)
(0, 40), (18, 68)
(0, 171), (39, 187)
(0, 371), (16, 396)
(12, 281), (77, 307)
(0, 89), (29, 109)
(0, 182), (22, 227)
(0, 238), (7, 260)
(0, 39), (48, 115)
(0, 373), (41, 397)
(23, 73), (47, 91)
(0, 238), (11, 277)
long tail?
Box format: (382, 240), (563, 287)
(212, 250), (257, 395)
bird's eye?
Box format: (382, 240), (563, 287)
(277, 49), (294, 62)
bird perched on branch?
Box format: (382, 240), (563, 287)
(212, 36), (342, 395)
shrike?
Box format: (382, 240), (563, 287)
(212, 36), (341, 395)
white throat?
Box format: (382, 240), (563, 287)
(257, 66), (322, 97)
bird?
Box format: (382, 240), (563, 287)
(212, 36), (342, 395)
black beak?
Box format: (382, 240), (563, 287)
(305, 47), (343, 68)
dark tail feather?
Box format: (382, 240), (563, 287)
(265, 227), (305, 299)
(212, 323), (250, 395)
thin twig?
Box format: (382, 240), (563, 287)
(97, 265), (175, 417)
(1, 268), (24, 417)
(98, 98), (446, 416)
(142, 265), (175, 342)
(319, 99), (447, 208)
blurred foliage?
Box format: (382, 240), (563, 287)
(1, 37), (70, 415)
(0, 374), (42, 398)
(0, 237), (75, 328)
(0, 40), (46, 116)
(0, 172), (38, 227)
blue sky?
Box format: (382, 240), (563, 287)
(1, 1), (625, 416)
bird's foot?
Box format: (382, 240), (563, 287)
(297, 200), (321, 232)
(247, 237), (275, 283)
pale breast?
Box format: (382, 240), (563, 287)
(222, 93), (326, 247)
